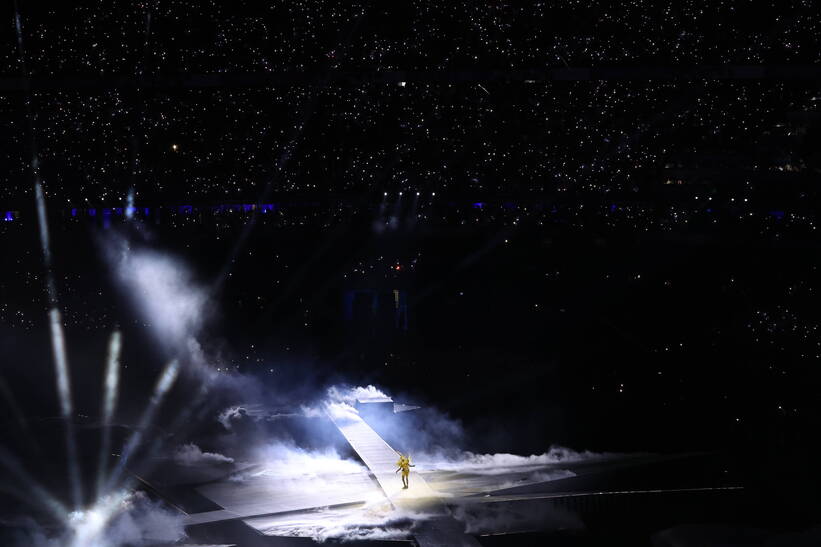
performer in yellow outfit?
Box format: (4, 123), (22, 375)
(395, 453), (415, 489)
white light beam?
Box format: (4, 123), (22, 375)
(96, 330), (121, 498)
(105, 359), (180, 492)
(48, 308), (83, 509)
(16, 0), (83, 509)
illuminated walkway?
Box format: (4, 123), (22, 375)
(329, 407), (481, 547)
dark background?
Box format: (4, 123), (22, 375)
(2, 0), (821, 541)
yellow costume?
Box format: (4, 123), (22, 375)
(395, 453), (414, 489)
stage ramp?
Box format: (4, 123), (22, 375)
(329, 407), (481, 547)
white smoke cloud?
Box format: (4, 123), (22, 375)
(103, 234), (224, 383)
(326, 384), (391, 405)
(185, 384), (629, 541)
(173, 443), (234, 466)
(215, 385), (390, 429)
(103, 234), (250, 404)
(349, 385), (392, 403)
(417, 447), (616, 475)
(519, 469), (576, 483)
(300, 404), (325, 418)
(252, 503), (427, 542)
(243, 441), (365, 480)
(216, 403), (322, 431)
(111, 242), (208, 346)
(12, 491), (185, 547)
(324, 401), (360, 422)
(321, 385), (392, 424)
(217, 405), (253, 430)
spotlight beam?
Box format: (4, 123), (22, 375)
(48, 309), (83, 508)
(15, 0), (83, 509)
(104, 358), (180, 492)
(138, 379), (213, 480)
(96, 330), (122, 498)
(0, 447), (67, 521)
(0, 483), (66, 524)
(0, 375), (45, 466)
